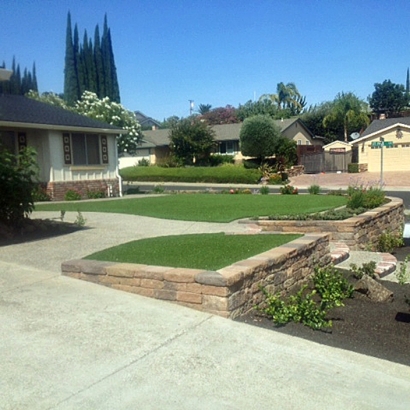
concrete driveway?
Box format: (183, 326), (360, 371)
(1, 211), (410, 409)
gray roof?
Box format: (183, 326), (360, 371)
(360, 117), (410, 138)
(141, 118), (315, 147)
(0, 94), (123, 133)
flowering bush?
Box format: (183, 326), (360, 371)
(280, 185), (298, 195)
(75, 91), (141, 155)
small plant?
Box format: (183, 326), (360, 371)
(74, 211), (86, 227)
(377, 230), (404, 252)
(86, 189), (106, 199)
(60, 210), (66, 222)
(32, 184), (51, 202)
(153, 184), (165, 194)
(64, 189), (82, 201)
(348, 163), (359, 173)
(307, 184), (321, 195)
(350, 261), (377, 279)
(396, 255), (410, 285)
(259, 186), (270, 195)
(241, 188), (253, 195)
(137, 158), (150, 166)
(280, 184), (298, 195)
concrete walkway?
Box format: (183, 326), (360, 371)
(1, 211), (410, 409)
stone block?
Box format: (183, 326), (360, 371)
(186, 283), (202, 293)
(176, 292), (202, 304)
(153, 289), (177, 301)
(140, 279), (164, 289)
(195, 271), (226, 286)
(202, 295), (228, 311)
(201, 285), (231, 297)
(163, 268), (199, 283)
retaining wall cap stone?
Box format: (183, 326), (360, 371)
(195, 271), (226, 286)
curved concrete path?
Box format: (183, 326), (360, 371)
(1, 211), (410, 409)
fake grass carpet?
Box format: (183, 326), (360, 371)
(84, 233), (302, 270)
(35, 194), (346, 222)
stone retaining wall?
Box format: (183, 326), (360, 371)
(62, 233), (331, 319)
(253, 197), (404, 250)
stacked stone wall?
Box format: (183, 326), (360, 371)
(62, 233), (331, 319)
(255, 197), (404, 250)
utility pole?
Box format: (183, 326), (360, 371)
(380, 136), (384, 186)
(189, 100), (194, 116)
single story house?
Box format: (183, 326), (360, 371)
(0, 94), (126, 200)
(350, 116), (410, 172)
(122, 118), (322, 167)
(134, 110), (161, 130)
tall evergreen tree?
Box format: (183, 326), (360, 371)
(406, 68), (409, 96)
(32, 63), (38, 92)
(64, 12), (80, 105)
(94, 24), (105, 99)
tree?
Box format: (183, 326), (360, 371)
(260, 82), (305, 114)
(301, 102), (338, 143)
(236, 99), (283, 121)
(239, 115), (282, 163)
(0, 57), (38, 95)
(197, 104), (212, 115)
(74, 91), (141, 154)
(200, 105), (239, 125)
(160, 116), (180, 129)
(169, 119), (217, 166)
(323, 92), (369, 142)
(368, 80), (408, 117)
(64, 12), (80, 105)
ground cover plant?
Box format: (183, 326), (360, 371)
(35, 194), (347, 223)
(84, 233), (301, 270)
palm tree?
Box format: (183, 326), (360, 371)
(323, 92), (370, 142)
(198, 103), (212, 115)
(259, 82), (304, 113)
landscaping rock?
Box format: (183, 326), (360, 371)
(354, 275), (393, 303)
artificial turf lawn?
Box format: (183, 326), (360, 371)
(84, 233), (302, 270)
(35, 194), (346, 222)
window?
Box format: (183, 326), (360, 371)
(63, 133), (108, 165)
(297, 140), (302, 145)
(219, 140), (238, 154)
(0, 131), (16, 153)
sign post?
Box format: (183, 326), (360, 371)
(380, 137), (384, 186)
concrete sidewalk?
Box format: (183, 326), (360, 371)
(1, 212), (410, 409)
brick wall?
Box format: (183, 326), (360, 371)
(47, 179), (119, 201)
(62, 233), (331, 319)
(254, 197), (404, 250)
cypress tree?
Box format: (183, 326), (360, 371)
(107, 28), (120, 102)
(64, 12), (79, 105)
(94, 24), (105, 98)
(101, 15), (112, 100)
(87, 36), (97, 92)
(32, 62), (38, 92)
(406, 68), (409, 95)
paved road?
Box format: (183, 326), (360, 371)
(1, 211), (410, 409)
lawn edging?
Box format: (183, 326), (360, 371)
(61, 233), (331, 318)
(252, 196), (404, 250)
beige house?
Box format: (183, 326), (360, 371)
(123, 118), (321, 167)
(0, 94), (126, 200)
(351, 117), (410, 172)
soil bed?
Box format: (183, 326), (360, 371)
(237, 279), (410, 367)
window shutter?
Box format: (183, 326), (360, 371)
(100, 135), (109, 164)
(63, 133), (72, 165)
(18, 132), (27, 151)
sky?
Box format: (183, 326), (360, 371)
(2, 0), (410, 122)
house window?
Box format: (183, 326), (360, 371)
(297, 140), (302, 145)
(219, 141), (238, 154)
(63, 133), (108, 166)
(0, 131), (16, 153)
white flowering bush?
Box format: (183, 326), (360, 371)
(27, 90), (71, 110)
(75, 91), (141, 155)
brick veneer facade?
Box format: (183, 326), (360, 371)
(62, 233), (331, 319)
(254, 197), (404, 250)
(47, 179), (119, 201)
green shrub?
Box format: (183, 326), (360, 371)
(86, 189), (106, 199)
(346, 184), (386, 210)
(269, 174), (283, 185)
(208, 154), (235, 166)
(137, 158), (150, 166)
(308, 184), (321, 195)
(377, 230), (404, 252)
(64, 190), (82, 201)
(32, 183), (51, 202)
(350, 261), (377, 279)
(259, 186), (270, 195)
(0, 147), (38, 227)
(348, 163), (359, 173)
(280, 184), (298, 195)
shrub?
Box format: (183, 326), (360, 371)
(280, 184), (298, 195)
(137, 158), (150, 166)
(377, 230), (404, 252)
(0, 147), (38, 227)
(64, 190), (82, 201)
(346, 184), (386, 210)
(208, 154), (235, 166)
(308, 184), (321, 195)
(350, 261), (377, 279)
(86, 189), (106, 199)
(32, 184), (51, 202)
(269, 174), (283, 185)
(348, 163), (359, 173)
(260, 186), (270, 195)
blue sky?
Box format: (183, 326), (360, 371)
(2, 0), (410, 121)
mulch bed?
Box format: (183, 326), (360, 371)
(236, 278), (410, 367)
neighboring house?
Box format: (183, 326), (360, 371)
(0, 94), (126, 200)
(351, 117), (410, 172)
(125, 118), (322, 167)
(134, 111), (161, 130)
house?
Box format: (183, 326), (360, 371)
(134, 111), (161, 130)
(124, 118), (322, 167)
(0, 94), (126, 200)
(350, 116), (410, 172)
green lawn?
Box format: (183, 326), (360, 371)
(85, 233), (302, 270)
(35, 194), (346, 222)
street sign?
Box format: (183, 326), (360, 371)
(371, 141), (393, 148)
